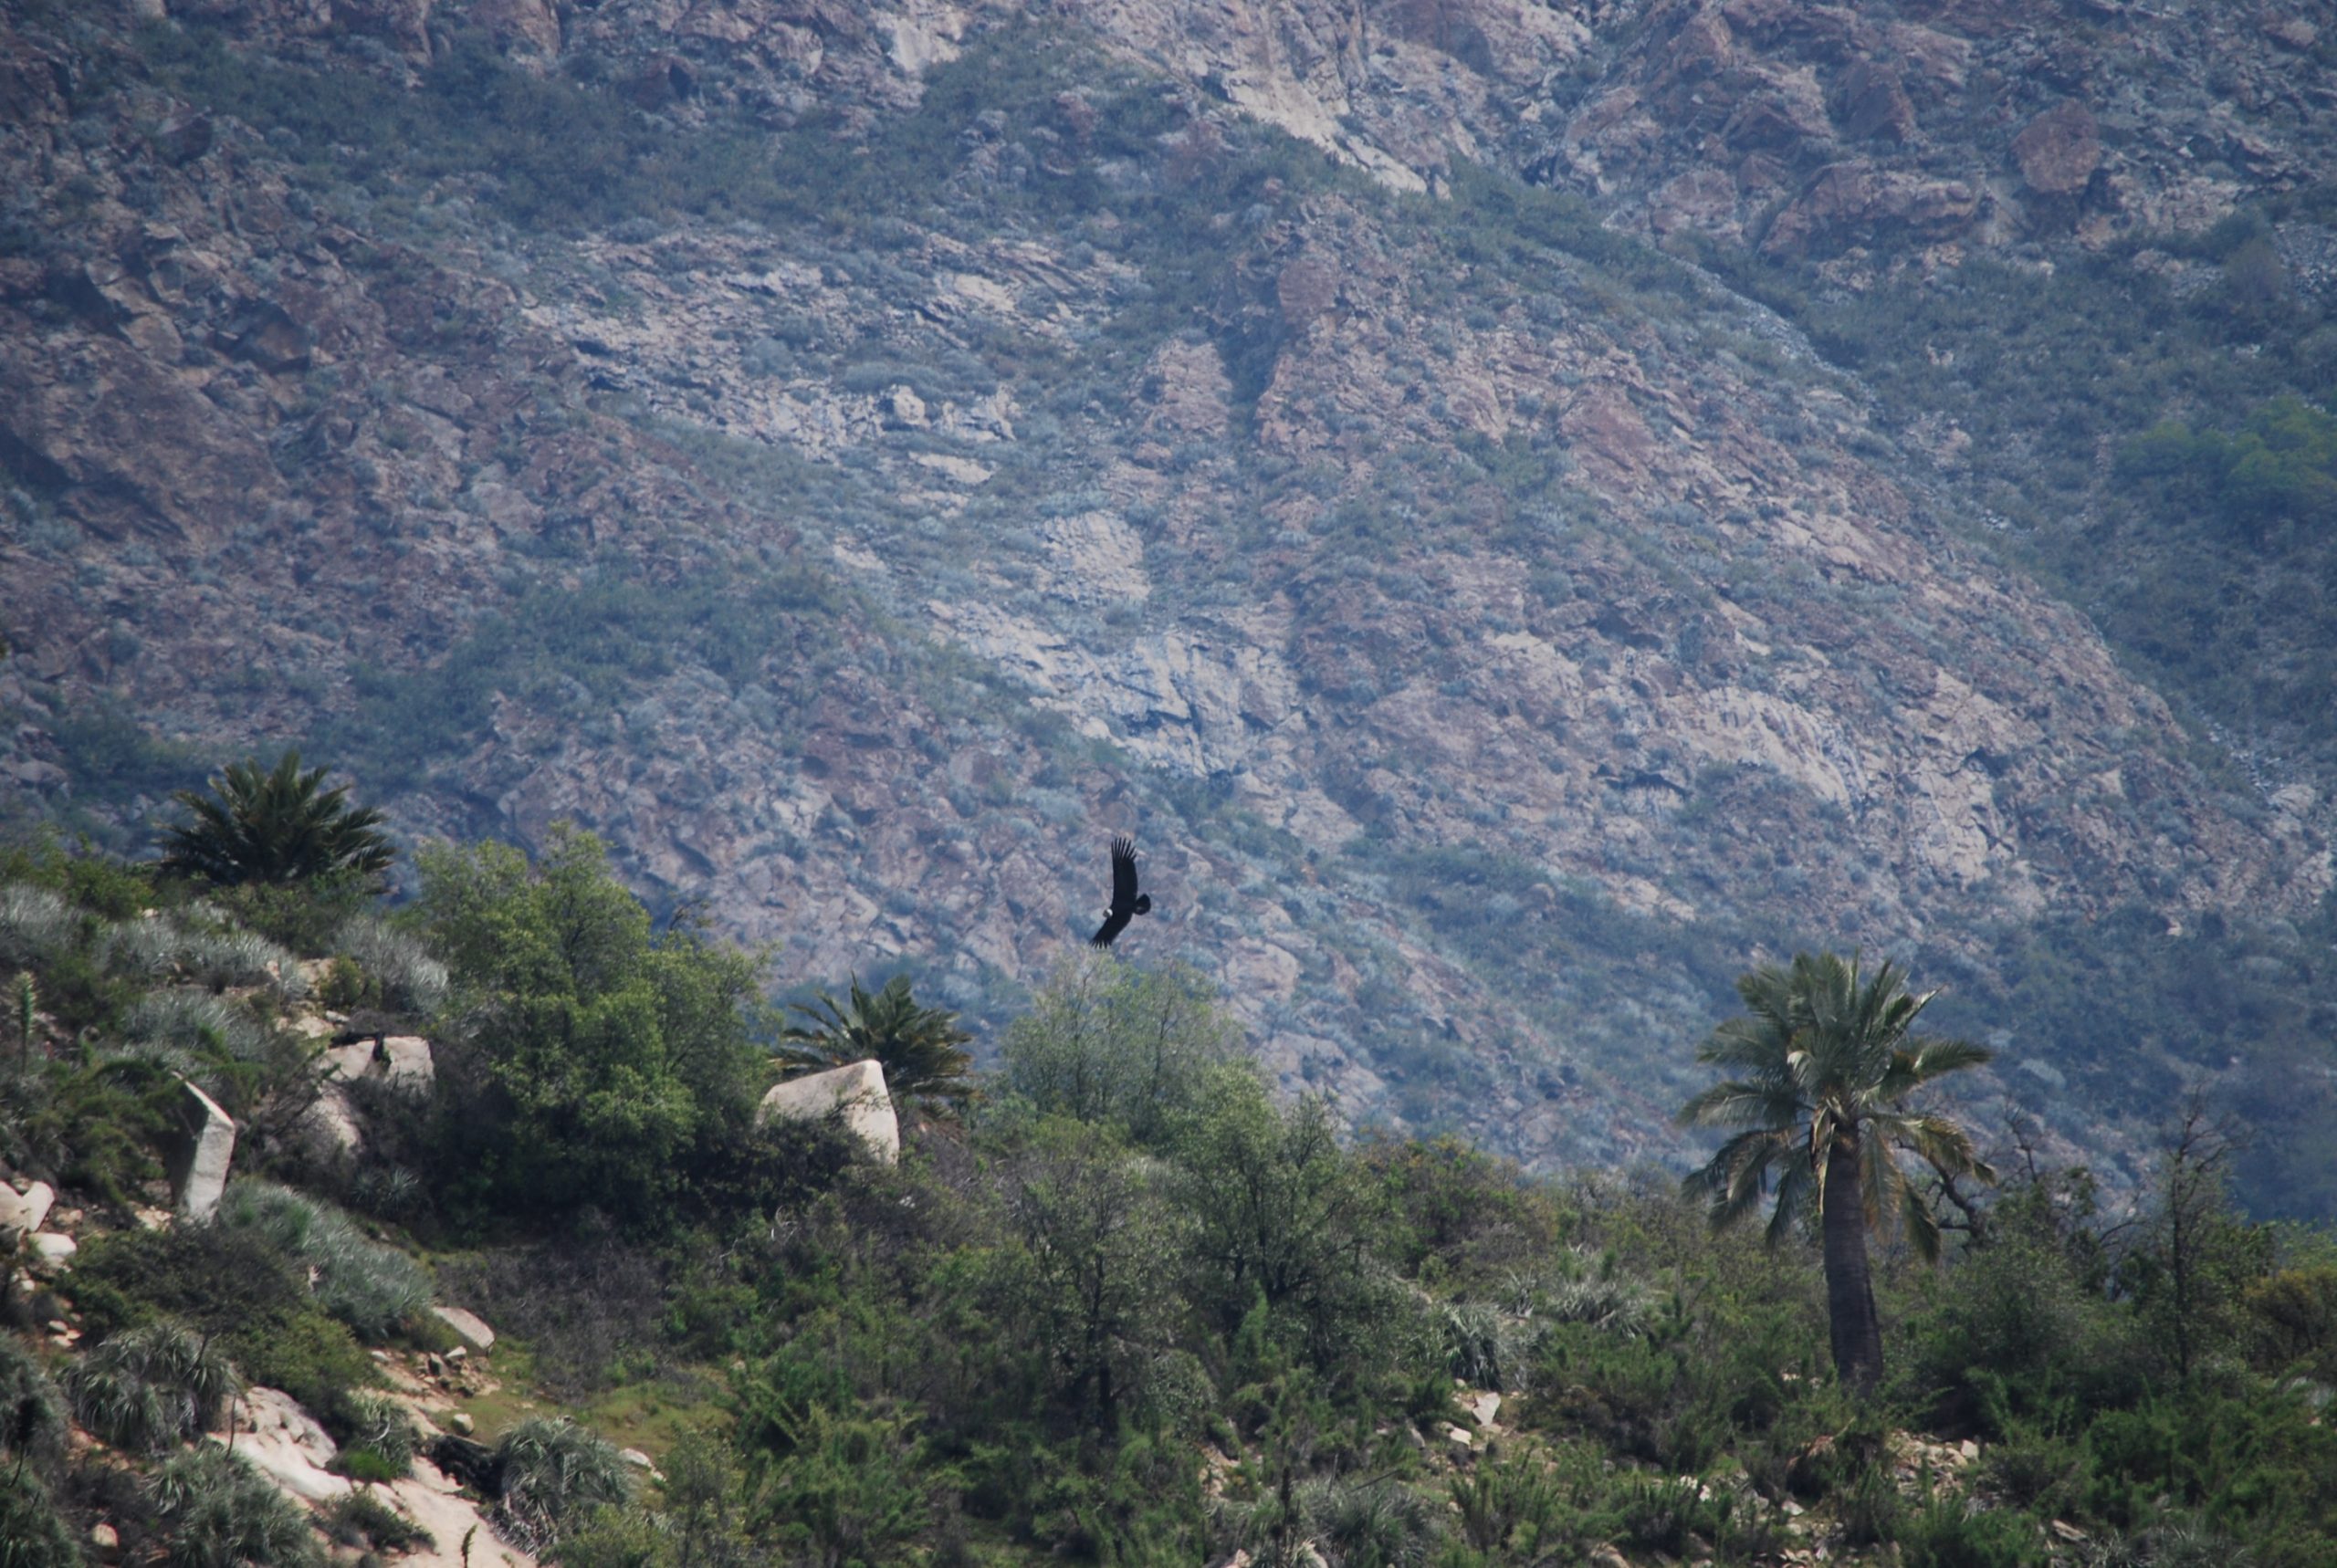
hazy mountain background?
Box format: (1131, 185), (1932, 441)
(5, 0), (2337, 1214)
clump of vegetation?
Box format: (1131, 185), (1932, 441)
(62, 1323), (240, 1455)
(214, 1180), (432, 1340)
(493, 1417), (632, 1552)
(160, 751), (393, 891)
(145, 1446), (321, 1568)
(780, 973), (976, 1119)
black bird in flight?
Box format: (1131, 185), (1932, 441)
(1090, 835), (1152, 948)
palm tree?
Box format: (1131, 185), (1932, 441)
(780, 974), (976, 1118)
(1677, 950), (1995, 1395)
(160, 751), (395, 888)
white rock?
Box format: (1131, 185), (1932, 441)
(432, 1305), (496, 1353)
(385, 1458), (540, 1568)
(321, 1040), (378, 1081)
(209, 1386), (349, 1504)
(167, 1078), (236, 1220)
(27, 1232), (75, 1271)
(1461, 1390), (1502, 1427)
(381, 1037), (435, 1092)
(756, 1060), (900, 1166)
(0, 1178), (55, 1239)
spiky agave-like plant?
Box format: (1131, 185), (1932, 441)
(62, 1323), (240, 1455)
(492, 1417), (630, 1552)
(146, 1446), (320, 1568)
(160, 751), (394, 889)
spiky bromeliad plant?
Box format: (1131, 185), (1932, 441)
(1677, 950), (1996, 1395)
(160, 751), (394, 889)
(780, 973), (976, 1118)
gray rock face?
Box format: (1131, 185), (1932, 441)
(755, 1060), (900, 1166)
(166, 1079), (236, 1220)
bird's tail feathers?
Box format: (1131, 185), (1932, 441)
(1134, 894), (1152, 915)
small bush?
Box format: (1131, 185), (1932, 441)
(63, 1322), (240, 1455)
(495, 1417), (632, 1552)
(322, 1490), (435, 1553)
(330, 918), (447, 1016)
(0, 1334), (69, 1469)
(1437, 1301), (1518, 1389)
(0, 886), (77, 970)
(0, 1470), (82, 1568)
(328, 1391), (420, 1475)
(146, 1447), (322, 1568)
(1897, 1492), (2045, 1568)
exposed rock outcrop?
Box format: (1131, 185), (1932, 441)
(167, 1080), (236, 1221)
(757, 1061), (901, 1166)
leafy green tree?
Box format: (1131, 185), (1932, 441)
(1168, 1065), (1384, 1358)
(780, 973), (974, 1118)
(160, 751), (394, 888)
(1001, 953), (1236, 1148)
(1678, 951), (1994, 1395)
(416, 828), (766, 1222)
(996, 1117), (1189, 1430)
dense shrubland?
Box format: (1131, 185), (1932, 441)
(3, 816), (2335, 1566)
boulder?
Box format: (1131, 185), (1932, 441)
(165, 1079), (236, 1220)
(755, 1060), (899, 1166)
(2013, 100), (2101, 195)
(433, 1305), (495, 1352)
(26, 1232), (74, 1274)
(0, 1178), (55, 1241)
(381, 1036), (435, 1092)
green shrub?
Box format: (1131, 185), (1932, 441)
(145, 1447), (321, 1568)
(495, 1417), (632, 1552)
(231, 1312), (378, 1423)
(0, 1332), (68, 1469)
(0, 1470), (82, 1568)
(71, 1224), (377, 1419)
(215, 1180), (432, 1339)
(1896, 1493), (2046, 1568)
(330, 917), (447, 1016)
(63, 1322), (240, 1455)
(0, 886), (78, 971)
(321, 1490), (434, 1553)
(1000, 954), (1237, 1148)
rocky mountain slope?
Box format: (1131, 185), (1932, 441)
(5, 0), (2336, 1207)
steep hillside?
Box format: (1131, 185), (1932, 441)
(3, 0), (2334, 1208)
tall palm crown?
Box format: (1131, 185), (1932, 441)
(160, 751), (395, 888)
(1678, 950), (1994, 1392)
(779, 973), (976, 1116)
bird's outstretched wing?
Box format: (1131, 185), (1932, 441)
(1110, 834), (1140, 909)
(1091, 835), (1142, 947)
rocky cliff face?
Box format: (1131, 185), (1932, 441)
(4, 0), (2333, 1196)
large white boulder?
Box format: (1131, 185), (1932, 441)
(0, 1179), (55, 1241)
(432, 1305), (495, 1353)
(756, 1060), (899, 1166)
(381, 1036), (435, 1092)
(167, 1079), (236, 1220)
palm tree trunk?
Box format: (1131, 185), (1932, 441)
(1821, 1134), (1884, 1396)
